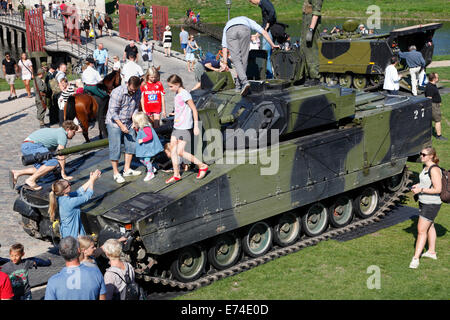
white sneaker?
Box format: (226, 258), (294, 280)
(421, 251), (437, 260)
(409, 257), (420, 269)
(143, 172), (155, 182)
(114, 174), (125, 184)
(123, 168), (142, 177)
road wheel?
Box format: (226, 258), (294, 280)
(339, 74), (353, 88)
(170, 245), (207, 282)
(328, 196), (354, 228)
(242, 222), (273, 258)
(353, 75), (367, 90)
(325, 73), (338, 86)
(385, 168), (407, 193)
(370, 74), (384, 87)
(207, 233), (241, 270)
(353, 187), (379, 219)
(273, 212), (301, 247)
(301, 202), (329, 237)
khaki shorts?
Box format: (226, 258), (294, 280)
(163, 42), (172, 48)
(5, 74), (16, 85)
(432, 102), (441, 122)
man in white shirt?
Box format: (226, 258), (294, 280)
(82, 57), (108, 98)
(121, 52), (144, 85)
(383, 56), (403, 95)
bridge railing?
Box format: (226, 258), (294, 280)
(0, 12), (26, 28)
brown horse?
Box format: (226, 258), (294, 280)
(64, 70), (121, 142)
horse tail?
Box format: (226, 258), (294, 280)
(65, 95), (77, 121)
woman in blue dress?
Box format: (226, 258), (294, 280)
(48, 169), (102, 239)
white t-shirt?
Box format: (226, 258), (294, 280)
(383, 64), (401, 91)
(19, 59), (33, 78)
(174, 88), (194, 130)
(121, 61), (144, 84)
(113, 61), (121, 71)
(82, 66), (102, 85)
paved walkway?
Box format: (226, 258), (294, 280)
(0, 19), (197, 260)
(428, 60), (450, 68)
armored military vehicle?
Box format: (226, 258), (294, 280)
(13, 50), (432, 289)
(318, 20), (442, 90)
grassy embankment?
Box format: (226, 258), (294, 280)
(176, 55), (450, 300)
(106, 0), (450, 24)
(0, 74), (79, 92)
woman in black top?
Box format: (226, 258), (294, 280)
(105, 15), (113, 37)
(83, 16), (91, 43)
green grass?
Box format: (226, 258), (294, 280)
(176, 93), (450, 300)
(107, 0), (450, 24)
(433, 55), (450, 61)
(427, 67), (450, 88)
(0, 74), (79, 91)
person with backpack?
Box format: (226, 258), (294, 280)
(103, 239), (140, 300)
(409, 147), (443, 269)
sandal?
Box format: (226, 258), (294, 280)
(24, 183), (42, 191)
(196, 166), (208, 179)
(9, 170), (17, 190)
(165, 176), (181, 184)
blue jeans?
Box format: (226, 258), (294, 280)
(96, 63), (107, 77)
(21, 142), (58, 169)
(262, 30), (273, 79)
(107, 124), (136, 161)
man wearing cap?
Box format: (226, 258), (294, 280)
(35, 68), (48, 128)
(93, 43), (109, 77)
(82, 57), (108, 98)
(121, 52), (144, 85)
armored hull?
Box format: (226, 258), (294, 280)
(13, 79), (432, 284)
(318, 23), (442, 90)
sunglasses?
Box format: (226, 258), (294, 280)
(419, 152), (429, 157)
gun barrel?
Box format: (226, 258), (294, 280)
(57, 139), (109, 156)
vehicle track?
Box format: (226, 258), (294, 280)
(137, 170), (412, 294)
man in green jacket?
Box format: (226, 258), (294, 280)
(301, 0), (323, 86)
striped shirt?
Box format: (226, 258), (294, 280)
(105, 85), (141, 128)
(58, 85), (75, 110)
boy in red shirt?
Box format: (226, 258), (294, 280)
(140, 67), (166, 128)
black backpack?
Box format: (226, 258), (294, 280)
(427, 164), (450, 203)
(108, 265), (143, 300)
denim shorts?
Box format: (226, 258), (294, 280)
(107, 123), (136, 161)
(21, 142), (59, 169)
(181, 43), (187, 50)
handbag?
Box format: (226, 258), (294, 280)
(89, 28), (95, 38)
(142, 54), (149, 61)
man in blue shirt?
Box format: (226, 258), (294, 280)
(398, 45), (426, 96)
(221, 16), (279, 96)
(93, 43), (109, 77)
(9, 120), (79, 191)
(45, 237), (106, 300)
(179, 27), (189, 56)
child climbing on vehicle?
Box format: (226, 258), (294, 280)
(165, 74), (208, 184)
(132, 112), (164, 182)
(140, 67), (166, 128)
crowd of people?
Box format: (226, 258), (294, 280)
(0, 0), (446, 300)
